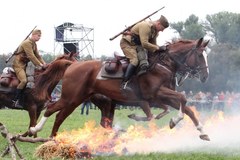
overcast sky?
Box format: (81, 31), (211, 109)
(0, 0), (239, 58)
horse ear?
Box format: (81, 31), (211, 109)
(196, 37), (204, 48)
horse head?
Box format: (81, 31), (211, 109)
(186, 38), (210, 83)
(164, 37), (209, 83)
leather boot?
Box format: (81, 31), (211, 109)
(138, 64), (149, 76)
(121, 64), (136, 92)
(12, 89), (23, 108)
(137, 46), (149, 76)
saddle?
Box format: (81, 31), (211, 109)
(0, 63), (36, 93)
(0, 67), (19, 88)
(100, 52), (129, 79)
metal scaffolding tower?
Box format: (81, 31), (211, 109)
(54, 22), (94, 58)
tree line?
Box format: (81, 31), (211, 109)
(170, 11), (240, 94)
(1, 11), (240, 94)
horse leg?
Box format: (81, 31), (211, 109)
(157, 87), (210, 141)
(155, 104), (170, 120)
(169, 103), (185, 129)
(21, 104), (38, 137)
(29, 99), (67, 135)
(100, 102), (115, 128)
(90, 94), (114, 128)
(155, 87), (186, 128)
(108, 102), (116, 127)
(27, 105), (44, 137)
(50, 105), (77, 137)
(184, 106), (210, 141)
(128, 101), (153, 121)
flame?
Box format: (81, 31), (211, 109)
(54, 120), (162, 156)
(36, 108), (240, 159)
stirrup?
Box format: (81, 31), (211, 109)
(137, 69), (147, 76)
(137, 64), (149, 76)
(12, 100), (23, 109)
(122, 81), (129, 90)
(121, 81), (133, 92)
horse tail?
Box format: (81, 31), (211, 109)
(33, 60), (73, 101)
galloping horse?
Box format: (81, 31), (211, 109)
(30, 37), (210, 140)
(0, 54), (73, 137)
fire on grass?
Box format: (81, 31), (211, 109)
(35, 107), (240, 159)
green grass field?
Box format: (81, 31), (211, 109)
(0, 107), (240, 160)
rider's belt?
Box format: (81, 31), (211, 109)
(15, 52), (30, 63)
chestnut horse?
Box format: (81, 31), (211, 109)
(0, 55), (73, 137)
(30, 37), (210, 140)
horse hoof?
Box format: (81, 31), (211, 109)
(155, 115), (163, 120)
(200, 134), (210, 141)
(169, 118), (176, 129)
(128, 114), (136, 119)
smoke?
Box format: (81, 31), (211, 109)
(116, 112), (240, 156)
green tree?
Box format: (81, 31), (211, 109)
(205, 11), (240, 47)
(171, 14), (206, 39)
(0, 54), (12, 72)
(179, 44), (240, 94)
(41, 53), (56, 63)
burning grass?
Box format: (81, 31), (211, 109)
(34, 109), (240, 159)
(35, 120), (160, 159)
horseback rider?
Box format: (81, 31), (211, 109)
(12, 29), (47, 108)
(120, 15), (169, 91)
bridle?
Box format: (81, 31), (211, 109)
(150, 45), (208, 86)
(181, 47), (208, 75)
(176, 46), (209, 86)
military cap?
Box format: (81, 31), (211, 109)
(159, 15), (169, 28)
(32, 29), (41, 35)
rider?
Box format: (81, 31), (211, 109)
(120, 15), (169, 92)
(12, 29), (47, 108)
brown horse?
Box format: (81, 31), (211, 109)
(93, 37), (210, 125)
(0, 55), (73, 137)
(30, 37), (210, 140)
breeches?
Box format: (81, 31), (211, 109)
(13, 67), (27, 89)
(120, 39), (138, 66)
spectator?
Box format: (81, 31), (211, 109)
(81, 100), (92, 115)
(218, 91), (225, 111)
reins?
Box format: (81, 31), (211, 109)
(147, 43), (208, 86)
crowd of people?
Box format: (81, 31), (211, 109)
(76, 90), (240, 115)
(181, 90), (240, 113)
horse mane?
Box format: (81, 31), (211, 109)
(165, 39), (197, 55)
(171, 39), (194, 45)
(33, 59), (73, 101)
(55, 52), (77, 62)
(148, 38), (198, 68)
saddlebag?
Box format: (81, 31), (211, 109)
(0, 73), (12, 87)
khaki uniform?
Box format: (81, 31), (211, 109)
(12, 38), (45, 89)
(120, 21), (159, 66)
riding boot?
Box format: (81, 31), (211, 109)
(121, 64), (137, 92)
(138, 64), (149, 76)
(12, 89), (23, 108)
(137, 46), (149, 76)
